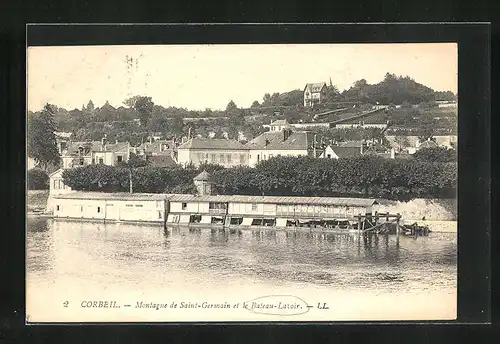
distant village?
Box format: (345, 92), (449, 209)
(27, 80), (457, 196)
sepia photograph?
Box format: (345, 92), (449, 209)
(26, 42), (458, 323)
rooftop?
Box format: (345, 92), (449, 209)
(63, 141), (129, 156)
(168, 194), (378, 207)
(136, 140), (175, 154)
(330, 146), (363, 158)
(304, 82), (327, 93)
(53, 192), (379, 207)
(245, 131), (314, 150)
(193, 170), (211, 181)
(269, 119), (290, 126)
(178, 138), (246, 150)
(53, 192), (171, 201)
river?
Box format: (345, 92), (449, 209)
(26, 217), (457, 322)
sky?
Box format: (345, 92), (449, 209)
(27, 43), (457, 112)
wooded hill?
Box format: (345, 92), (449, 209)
(28, 73), (456, 145)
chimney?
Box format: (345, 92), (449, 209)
(390, 147), (395, 159)
(101, 135), (107, 151)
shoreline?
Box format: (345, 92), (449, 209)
(30, 215), (458, 233)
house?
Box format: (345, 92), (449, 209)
(385, 135), (457, 154)
(263, 119), (292, 132)
(49, 168), (73, 196)
(262, 120), (331, 131)
(55, 132), (72, 154)
(303, 82), (327, 107)
(417, 139), (440, 150)
(61, 136), (131, 168)
(176, 138), (249, 167)
(133, 139), (175, 156)
(246, 128), (323, 167)
(318, 145), (363, 159)
(436, 100), (457, 108)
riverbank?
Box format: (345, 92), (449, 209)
(27, 190), (49, 212)
(376, 198), (457, 221)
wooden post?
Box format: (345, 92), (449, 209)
(129, 168), (133, 194)
(396, 213), (401, 236)
(357, 214), (362, 233)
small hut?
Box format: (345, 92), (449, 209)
(193, 170), (213, 196)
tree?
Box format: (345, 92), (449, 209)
(27, 169), (49, 190)
(170, 115), (185, 136)
(263, 93), (271, 105)
(122, 95), (143, 108)
(86, 100), (95, 112)
(28, 104), (61, 170)
(251, 101), (260, 108)
(121, 152), (149, 168)
(134, 96), (154, 127)
(413, 147), (457, 163)
(226, 100), (238, 114)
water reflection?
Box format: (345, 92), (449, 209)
(27, 219), (457, 294)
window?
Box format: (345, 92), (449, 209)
(156, 200), (163, 208)
(211, 154), (216, 162)
(80, 206), (83, 212)
(220, 154), (225, 163)
(327, 154), (331, 158)
(209, 202), (227, 209)
(99, 158), (104, 164)
(227, 154), (232, 163)
(197, 153), (204, 161)
(257, 154), (260, 163)
(97, 206), (101, 213)
(251, 203), (258, 211)
(117, 155), (123, 163)
(182, 202), (187, 210)
(58, 180), (62, 189)
(56, 205), (60, 211)
(80, 158), (85, 165)
(239, 154), (245, 164)
(158, 211), (163, 219)
(53, 180), (58, 189)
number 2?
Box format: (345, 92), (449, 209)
(63, 301), (69, 308)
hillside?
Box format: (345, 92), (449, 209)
(28, 73), (456, 144)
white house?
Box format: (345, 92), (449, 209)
(303, 82), (327, 107)
(49, 169), (73, 196)
(61, 136), (131, 169)
(176, 138), (249, 168)
(245, 127), (323, 167)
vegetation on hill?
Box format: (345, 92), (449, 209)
(28, 73), (456, 148)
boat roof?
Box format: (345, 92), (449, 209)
(167, 194), (378, 207)
(52, 192), (174, 201)
(53, 192), (379, 206)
